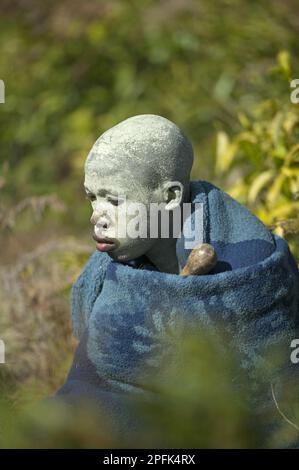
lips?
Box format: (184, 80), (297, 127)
(92, 234), (118, 252)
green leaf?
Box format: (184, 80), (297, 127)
(248, 170), (275, 205)
(215, 131), (237, 174)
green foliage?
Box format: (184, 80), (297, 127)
(1, 0), (299, 220)
(216, 55), (299, 224)
(215, 51), (299, 253)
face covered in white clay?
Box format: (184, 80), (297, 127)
(84, 114), (193, 264)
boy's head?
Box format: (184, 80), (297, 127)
(84, 114), (193, 262)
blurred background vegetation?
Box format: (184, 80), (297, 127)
(0, 0), (299, 448)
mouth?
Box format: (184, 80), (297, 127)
(92, 234), (119, 252)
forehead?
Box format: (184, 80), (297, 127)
(84, 164), (145, 196)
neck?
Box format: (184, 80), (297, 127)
(146, 236), (179, 274)
(145, 185), (192, 274)
(146, 196), (190, 274)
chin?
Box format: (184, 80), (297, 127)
(108, 251), (133, 262)
(109, 250), (143, 262)
(109, 241), (153, 262)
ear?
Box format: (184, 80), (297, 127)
(162, 181), (184, 211)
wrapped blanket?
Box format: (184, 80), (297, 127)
(57, 181), (299, 432)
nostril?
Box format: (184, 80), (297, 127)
(103, 222), (108, 230)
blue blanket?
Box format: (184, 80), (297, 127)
(57, 181), (299, 433)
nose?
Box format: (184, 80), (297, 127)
(90, 210), (111, 232)
(96, 220), (109, 230)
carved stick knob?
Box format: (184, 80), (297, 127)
(180, 243), (217, 276)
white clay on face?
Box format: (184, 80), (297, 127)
(84, 114), (194, 263)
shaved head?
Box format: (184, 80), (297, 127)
(85, 114), (193, 194)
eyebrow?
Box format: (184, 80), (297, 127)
(84, 186), (122, 197)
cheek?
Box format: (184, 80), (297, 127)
(109, 203), (152, 240)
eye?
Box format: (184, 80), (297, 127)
(107, 195), (124, 206)
(86, 193), (96, 202)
